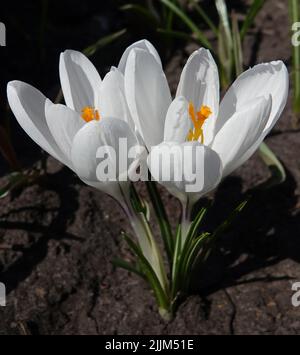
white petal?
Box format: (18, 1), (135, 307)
(212, 96), (272, 177)
(100, 70), (134, 129)
(125, 48), (171, 149)
(216, 61), (289, 135)
(118, 39), (162, 74)
(7, 81), (70, 167)
(148, 141), (222, 204)
(59, 50), (102, 112)
(71, 118), (140, 194)
(176, 48), (220, 145)
(45, 101), (84, 162)
(163, 96), (192, 143)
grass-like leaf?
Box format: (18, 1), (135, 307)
(181, 232), (211, 289)
(240, 0), (265, 40)
(146, 181), (173, 262)
(188, 0), (218, 35)
(171, 225), (182, 298)
(122, 233), (170, 314)
(183, 206), (208, 247)
(215, 0), (233, 49)
(113, 258), (145, 279)
(200, 199), (248, 264)
(120, 4), (160, 26)
(0, 171), (30, 199)
(171, 207), (208, 297)
(289, 0), (300, 119)
(157, 28), (198, 42)
(216, 0), (233, 87)
(232, 12), (243, 76)
(259, 142), (286, 188)
(83, 29), (127, 57)
(160, 0), (212, 50)
(129, 183), (149, 218)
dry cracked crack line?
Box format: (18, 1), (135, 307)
(223, 289), (237, 335)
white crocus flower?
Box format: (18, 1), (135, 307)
(125, 43), (289, 210)
(6, 40), (159, 202)
(6, 41), (169, 288)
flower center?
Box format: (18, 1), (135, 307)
(81, 106), (100, 122)
(187, 102), (212, 144)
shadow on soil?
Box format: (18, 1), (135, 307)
(191, 168), (299, 302)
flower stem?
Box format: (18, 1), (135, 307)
(146, 181), (174, 262)
(120, 184), (170, 299)
(181, 198), (193, 245)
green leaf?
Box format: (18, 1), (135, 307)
(159, 0), (213, 50)
(165, 4), (175, 31)
(258, 142), (286, 188)
(200, 199), (248, 263)
(216, 0), (233, 87)
(83, 29), (127, 57)
(232, 12), (243, 76)
(112, 258), (145, 279)
(183, 206), (208, 249)
(0, 172), (28, 199)
(146, 181), (173, 261)
(213, 199), (248, 237)
(120, 4), (160, 26)
(215, 0), (233, 48)
(188, 0), (218, 35)
(171, 225), (182, 291)
(122, 233), (170, 312)
(240, 0), (265, 40)
(129, 183), (149, 218)
(289, 0), (300, 120)
(171, 207), (208, 297)
(157, 28), (197, 42)
(181, 232), (211, 288)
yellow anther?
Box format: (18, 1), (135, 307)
(199, 105), (212, 119)
(81, 106), (100, 122)
(187, 102), (212, 144)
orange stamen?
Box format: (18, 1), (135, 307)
(187, 103), (212, 143)
(81, 106), (100, 122)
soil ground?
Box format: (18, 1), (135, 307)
(0, 0), (300, 335)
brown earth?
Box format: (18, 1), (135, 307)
(0, 0), (300, 335)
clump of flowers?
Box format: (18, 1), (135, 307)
(7, 40), (288, 319)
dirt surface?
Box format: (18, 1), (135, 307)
(1, 0), (300, 335)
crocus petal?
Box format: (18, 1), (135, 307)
(7, 81), (70, 167)
(125, 48), (172, 149)
(176, 48), (220, 145)
(118, 39), (162, 74)
(99, 70), (134, 129)
(71, 118), (141, 199)
(212, 96), (272, 177)
(148, 141), (222, 205)
(45, 101), (84, 162)
(59, 50), (102, 112)
(216, 61), (289, 135)
(163, 96), (192, 143)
